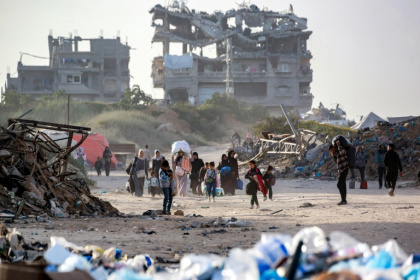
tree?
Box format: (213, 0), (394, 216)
(120, 85), (155, 106)
(0, 90), (34, 108)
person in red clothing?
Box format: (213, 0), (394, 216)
(245, 160), (267, 209)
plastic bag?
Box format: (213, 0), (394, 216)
(236, 179), (243, 190)
(178, 254), (223, 279)
(221, 248), (259, 280)
(215, 187), (224, 197)
(171, 140), (191, 155)
(292, 226), (328, 254)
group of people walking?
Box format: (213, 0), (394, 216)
(126, 145), (275, 213)
(329, 135), (403, 206)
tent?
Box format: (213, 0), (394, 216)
(73, 133), (118, 167)
(351, 112), (386, 130)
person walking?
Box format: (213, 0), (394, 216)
(263, 165), (275, 201)
(190, 152), (204, 195)
(103, 146), (113, 176)
(160, 160), (174, 215)
(227, 150), (239, 195)
(217, 154), (230, 193)
(375, 143), (387, 188)
(204, 162), (218, 202)
(198, 162), (209, 195)
(172, 150), (191, 197)
(329, 144), (349, 205)
(94, 156), (103, 176)
(355, 145), (367, 182)
(143, 145), (152, 168)
(129, 149), (149, 197)
(245, 160), (265, 209)
(152, 150), (165, 194)
(384, 144), (403, 196)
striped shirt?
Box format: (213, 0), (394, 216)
(333, 147), (349, 174)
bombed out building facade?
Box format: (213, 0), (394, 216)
(151, 2), (313, 114)
(6, 35), (130, 102)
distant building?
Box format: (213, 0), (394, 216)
(6, 35), (130, 101)
(150, 2), (313, 114)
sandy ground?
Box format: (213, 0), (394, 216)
(11, 144), (420, 262)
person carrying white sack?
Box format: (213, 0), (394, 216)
(172, 150), (191, 197)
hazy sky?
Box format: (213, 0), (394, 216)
(1, 0), (419, 121)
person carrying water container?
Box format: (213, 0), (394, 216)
(217, 154), (230, 193)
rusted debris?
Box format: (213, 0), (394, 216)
(0, 119), (118, 218)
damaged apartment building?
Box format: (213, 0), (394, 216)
(150, 1), (313, 114)
(6, 34), (130, 101)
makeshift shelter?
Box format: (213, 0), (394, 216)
(73, 133), (118, 167)
(351, 112), (386, 130)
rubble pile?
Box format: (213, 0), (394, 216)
(258, 122), (420, 182)
(1, 224), (420, 279)
(0, 119), (118, 219)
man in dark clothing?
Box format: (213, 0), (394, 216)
(332, 135), (356, 178)
(384, 143), (403, 196)
(375, 143), (387, 188)
(329, 144), (349, 205)
(102, 146), (113, 176)
(190, 152), (204, 195)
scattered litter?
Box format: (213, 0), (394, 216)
(174, 210), (184, 216)
(270, 209), (283, 215)
(396, 206), (414, 209)
(142, 230), (157, 235)
(299, 202), (314, 208)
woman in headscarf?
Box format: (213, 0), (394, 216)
(227, 150), (239, 195)
(130, 149), (149, 197)
(152, 150), (165, 194)
(217, 154), (230, 193)
(172, 150), (191, 197)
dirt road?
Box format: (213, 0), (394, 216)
(11, 144), (420, 261)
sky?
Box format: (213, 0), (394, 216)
(1, 0), (419, 121)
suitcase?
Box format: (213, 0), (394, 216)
(360, 180), (368, 189)
(349, 179), (355, 189)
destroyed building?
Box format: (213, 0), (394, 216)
(6, 35), (130, 102)
(150, 2), (313, 114)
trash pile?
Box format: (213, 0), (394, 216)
(265, 122), (420, 182)
(0, 119), (118, 219)
(1, 224), (420, 280)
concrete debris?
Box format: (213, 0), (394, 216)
(0, 119), (119, 219)
(248, 120), (420, 181)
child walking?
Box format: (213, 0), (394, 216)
(204, 162), (217, 203)
(198, 162), (209, 195)
(160, 160), (173, 215)
(94, 157), (103, 176)
(245, 160), (267, 209)
(263, 166), (275, 201)
(149, 171), (159, 197)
